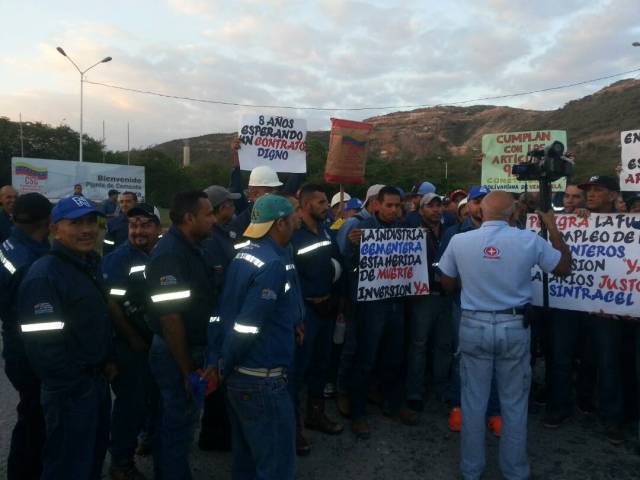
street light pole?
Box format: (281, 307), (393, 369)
(56, 47), (112, 162)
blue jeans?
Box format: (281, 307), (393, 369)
(547, 309), (596, 417)
(110, 337), (157, 469)
(459, 311), (531, 480)
(289, 304), (335, 409)
(336, 301), (358, 395)
(40, 375), (111, 480)
(148, 335), (204, 480)
(350, 300), (404, 420)
(590, 316), (623, 423)
(450, 301), (501, 416)
(226, 372), (295, 480)
(406, 294), (452, 401)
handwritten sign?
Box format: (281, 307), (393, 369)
(620, 130), (640, 191)
(481, 130), (567, 193)
(238, 114), (307, 173)
(527, 213), (640, 316)
(357, 228), (429, 302)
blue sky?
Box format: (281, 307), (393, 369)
(1, 0), (639, 150)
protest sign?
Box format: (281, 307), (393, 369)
(527, 213), (640, 316)
(11, 157), (145, 202)
(238, 114), (307, 173)
(357, 228), (429, 302)
(481, 130), (567, 193)
(324, 118), (372, 184)
(620, 130), (640, 191)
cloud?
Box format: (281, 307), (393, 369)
(1, 0), (638, 151)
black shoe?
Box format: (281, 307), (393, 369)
(577, 400), (595, 415)
(606, 424), (625, 446)
(407, 399), (424, 413)
(543, 414), (570, 429)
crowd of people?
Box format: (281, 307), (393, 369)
(0, 143), (639, 480)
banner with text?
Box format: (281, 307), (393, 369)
(238, 114), (307, 173)
(11, 157), (145, 202)
(527, 213), (640, 316)
(482, 130), (567, 193)
(357, 228), (429, 302)
(620, 130), (640, 191)
(324, 118), (372, 184)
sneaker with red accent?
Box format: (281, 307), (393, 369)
(488, 416), (502, 437)
(448, 407), (462, 432)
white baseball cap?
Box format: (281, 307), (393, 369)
(248, 166), (283, 188)
(330, 192), (351, 207)
(363, 184), (386, 206)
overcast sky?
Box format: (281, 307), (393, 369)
(1, 0), (639, 151)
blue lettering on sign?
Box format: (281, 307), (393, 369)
(569, 244), (625, 258)
(257, 148), (289, 161)
(549, 285), (634, 306)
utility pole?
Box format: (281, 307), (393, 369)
(102, 120), (106, 162)
(127, 122), (130, 165)
(19, 113), (24, 157)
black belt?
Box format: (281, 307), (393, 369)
(476, 307), (525, 315)
(81, 365), (104, 376)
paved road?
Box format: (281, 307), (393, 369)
(1, 355), (640, 479)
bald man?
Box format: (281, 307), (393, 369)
(438, 191), (571, 480)
(0, 186), (18, 242)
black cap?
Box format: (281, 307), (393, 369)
(108, 189), (120, 196)
(127, 203), (161, 223)
(578, 175), (619, 192)
(13, 193), (52, 224)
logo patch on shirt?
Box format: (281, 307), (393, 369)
(229, 231), (237, 239)
(214, 264), (224, 273)
(159, 275), (178, 286)
(261, 288), (278, 300)
(483, 246), (501, 259)
(33, 302), (54, 315)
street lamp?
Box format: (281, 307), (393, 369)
(56, 47), (112, 162)
(633, 42), (640, 47)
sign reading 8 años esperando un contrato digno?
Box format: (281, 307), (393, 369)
(11, 157), (145, 202)
(527, 213), (640, 317)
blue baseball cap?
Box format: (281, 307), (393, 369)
(468, 186), (491, 200)
(344, 198), (363, 211)
(416, 181), (436, 196)
(52, 196), (104, 223)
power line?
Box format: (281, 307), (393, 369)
(84, 66), (640, 112)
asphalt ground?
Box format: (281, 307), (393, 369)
(1, 355), (640, 480)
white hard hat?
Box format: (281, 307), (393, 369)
(330, 192), (351, 208)
(248, 166), (283, 188)
(331, 258), (342, 283)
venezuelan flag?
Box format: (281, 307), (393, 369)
(15, 163), (48, 180)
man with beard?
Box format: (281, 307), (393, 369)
(348, 186), (418, 438)
(289, 184), (344, 455)
(146, 191), (219, 478)
(0, 185), (18, 242)
(103, 203), (163, 480)
(17, 195), (113, 479)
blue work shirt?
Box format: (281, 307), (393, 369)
(0, 229), (50, 362)
(17, 241), (111, 388)
(202, 223), (236, 294)
(219, 236), (304, 376)
(101, 198), (118, 217)
(438, 220), (561, 311)
(103, 240), (152, 341)
(146, 225), (217, 348)
(103, 213), (129, 255)
(291, 220), (338, 298)
(336, 208), (371, 256)
(0, 209), (13, 243)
